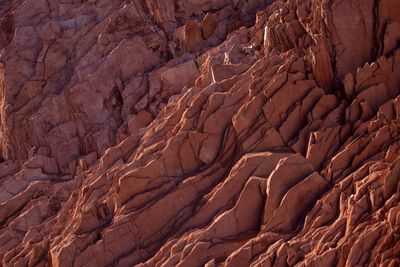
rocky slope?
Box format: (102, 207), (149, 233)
(0, 0), (399, 266)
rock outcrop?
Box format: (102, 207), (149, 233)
(0, 0), (399, 266)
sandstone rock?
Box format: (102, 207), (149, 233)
(202, 13), (216, 40)
(128, 110), (153, 135)
(184, 20), (204, 52)
(0, 0), (399, 266)
(161, 59), (200, 96)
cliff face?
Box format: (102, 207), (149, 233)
(0, 0), (399, 266)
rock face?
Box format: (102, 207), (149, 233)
(0, 0), (399, 266)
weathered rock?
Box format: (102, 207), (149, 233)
(161, 59), (200, 96)
(0, 0), (399, 266)
(184, 20), (204, 52)
(202, 12), (217, 40)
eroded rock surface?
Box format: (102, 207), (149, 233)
(0, 0), (399, 266)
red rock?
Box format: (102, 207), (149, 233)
(0, 0), (399, 266)
(202, 13), (216, 40)
(161, 59), (199, 96)
(128, 111), (153, 135)
(184, 20), (203, 52)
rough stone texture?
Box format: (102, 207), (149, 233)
(0, 0), (399, 266)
